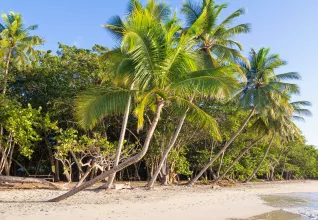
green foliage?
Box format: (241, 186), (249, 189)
(0, 100), (54, 158)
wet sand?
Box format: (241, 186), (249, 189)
(235, 210), (307, 220)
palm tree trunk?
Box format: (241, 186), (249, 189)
(187, 107), (255, 186)
(2, 48), (13, 95)
(213, 135), (265, 184)
(147, 112), (187, 188)
(147, 96), (193, 188)
(100, 91), (133, 190)
(0, 49), (13, 175)
(48, 101), (164, 202)
(269, 147), (284, 181)
(216, 152), (224, 178)
(281, 150), (288, 178)
(244, 135), (275, 183)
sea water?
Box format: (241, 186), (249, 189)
(261, 192), (318, 219)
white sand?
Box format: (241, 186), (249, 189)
(1, 180), (318, 220)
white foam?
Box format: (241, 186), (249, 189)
(285, 207), (318, 219)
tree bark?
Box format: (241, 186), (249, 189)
(2, 48), (13, 95)
(101, 90), (133, 190)
(55, 159), (60, 182)
(187, 107), (256, 186)
(70, 150), (83, 180)
(147, 111), (188, 188)
(0, 175), (63, 189)
(244, 135), (275, 183)
(281, 150), (288, 179)
(147, 96), (193, 188)
(48, 101), (164, 202)
(269, 147), (284, 181)
(216, 151), (224, 178)
(212, 135), (265, 184)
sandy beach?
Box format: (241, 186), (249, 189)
(0, 180), (317, 220)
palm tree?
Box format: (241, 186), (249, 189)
(0, 12), (43, 176)
(49, 5), (240, 202)
(0, 12), (43, 95)
(146, 0), (250, 189)
(213, 99), (311, 184)
(244, 100), (311, 182)
(212, 135), (266, 185)
(182, 0), (251, 67)
(93, 0), (173, 190)
(187, 47), (300, 185)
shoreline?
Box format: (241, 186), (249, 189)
(1, 180), (318, 220)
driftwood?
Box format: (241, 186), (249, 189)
(0, 175), (63, 189)
(0, 183), (15, 187)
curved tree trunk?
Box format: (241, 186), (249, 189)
(281, 150), (289, 179)
(186, 107), (256, 186)
(244, 135), (275, 183)
(269, 147), (284, 181)
(2, 48), (13, 95)
(147, 112), (187, 188)
(48, 102), (164, 202)
(101, 92), (132, 190)
(216, 152), (224, 178)
(212, 135), (265, 184)
(147, 96), (193, 189)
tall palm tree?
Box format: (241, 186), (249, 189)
(187, 47), (300, 185)
(0, 12), (43, 176)
(244, 99), (311, 182)
(0, 12), (43, 95)
(213, 100), (311, 184)
(93, 0), (173, 190)
(182, 0), (251, 67)
(49, 5), (240, 202)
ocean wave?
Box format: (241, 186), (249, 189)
(285, 207), (318, 219)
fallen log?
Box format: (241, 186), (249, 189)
(0, 175), (63, 190)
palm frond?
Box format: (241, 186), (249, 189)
(170, 96), (221, 139)
(75, 87), (135, 129)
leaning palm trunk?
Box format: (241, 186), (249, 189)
(244, 135), (275, 183)
(147, 96), (194, 188)
(101, 92), (133, 190)
(48, 102), (164, 202)
(2, 48), (13, 95)
(216, 151), (224, 178)
(269, 147), (284, 181)
(186, 107), (256, 186)
(212, 135), (265, 185)
(147, 112), (187, 188)
(281, 150), (289, 178)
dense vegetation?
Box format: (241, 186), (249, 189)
(0, 0), (316, 201)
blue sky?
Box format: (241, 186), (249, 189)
(2, 0), (317, 146)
